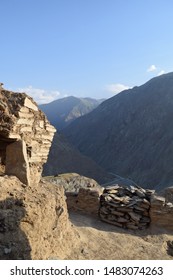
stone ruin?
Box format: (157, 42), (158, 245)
(99, 184), (173, 231)
(0, 84), (56, 185)
(99, 184), (152, 230)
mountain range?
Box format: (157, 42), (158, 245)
(40, 96), (104, 129)
(62, 72), (173, 190)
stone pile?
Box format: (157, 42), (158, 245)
(0, 85), (56, 185)
(99, 184), (154, 230)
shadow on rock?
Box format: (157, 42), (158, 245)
(0, 198), (31, 259)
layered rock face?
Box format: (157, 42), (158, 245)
(0, 86), (56, 185)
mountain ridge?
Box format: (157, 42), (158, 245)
(40, 96), (105, 129)
(63, 72), (173, 189)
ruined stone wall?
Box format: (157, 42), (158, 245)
(66, 187), (102, 215)
(0, 87), (56, 185)
(99, 184), (173, 232)
(150, 194), (173, 231)
(99, 185), (152, 230)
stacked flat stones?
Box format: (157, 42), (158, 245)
(99, 184), (154, 230)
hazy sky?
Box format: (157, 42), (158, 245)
(0, 0), (173, 103)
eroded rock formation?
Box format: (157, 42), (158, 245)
(0, 85), (56, 185)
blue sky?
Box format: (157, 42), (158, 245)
(0, 0), (173, 103)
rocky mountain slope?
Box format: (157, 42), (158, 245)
(63, 72), (173, 190)
(43, 133), (114, 184)
(40, 96), (104, 129)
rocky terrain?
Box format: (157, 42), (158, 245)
(63, 72), (173, 190)
(40, 96), (104, 129)
(43, 172), (102, 192)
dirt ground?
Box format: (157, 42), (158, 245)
(65, 211), (173, 260)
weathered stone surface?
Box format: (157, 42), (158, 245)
(74, 187), (101, 215)
(99, 184), (152, 229)
(164, 187), (173, 203)
(45, 173), (103, 215)
(150, 195), (165, 206)
(150, 194), (173, 231)
(0, 85), (56, 185)
(0, 176), (78, 260)
(5, 140), (30, 185)
(100, 185), (173, 232)
(24, 97), (38, 111)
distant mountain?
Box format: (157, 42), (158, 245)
(43, 132), (114, 185)
(63, 72), (173, 190)
(40, 96), (104, 129)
